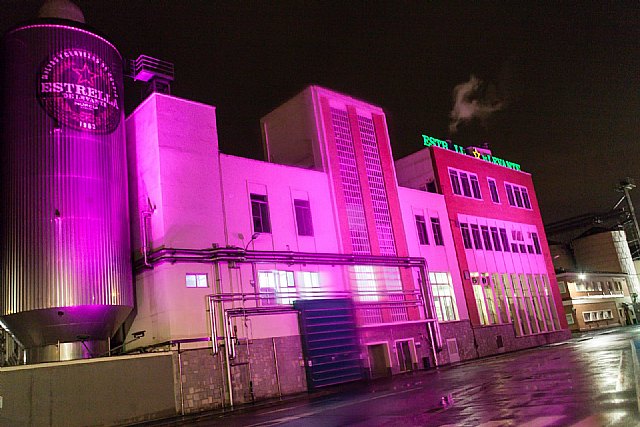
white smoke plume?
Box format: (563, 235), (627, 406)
(449, 75), (507, 134)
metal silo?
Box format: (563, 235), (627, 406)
(0, 10), (133, 362)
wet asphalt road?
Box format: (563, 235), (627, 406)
(143, 326), (640, 426)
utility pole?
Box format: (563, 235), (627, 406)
(617, 178), (640, 256)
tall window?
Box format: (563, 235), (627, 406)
(488, 178), (500, 203)
(499, 228), (510, 252)
(251, 193), (271, 233)
(470, 175), (481, 199)
(431, 217), (444, 246)
(449, 170), (461, 195)
(505, 184), (515, 206)
(481, 226), (493, 250)
(522, 188), (532, 209)
(531, 232), (542, 254)
(490, 227), (502, 251)
(460, 172), (472, 197)
(470, 224), (482, 249)
(415, 215), (429, 245)
(429, 272), (458, 321)
(460, 223), (472, 249)
(294, 199), (314, 236)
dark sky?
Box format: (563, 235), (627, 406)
(2, 1), (640, 224)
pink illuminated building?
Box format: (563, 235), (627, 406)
(397, 140), (569, 357)
(119, 87), (569, 411)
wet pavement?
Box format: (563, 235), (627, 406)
(140, 326), (640, 426)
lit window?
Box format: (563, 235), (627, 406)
(566, 313), (574, 325)
(415, 215), (429, 245)
(481, 226), (493, 250)
(258, 270), (296, 305)
(431, 217), (444, 246)
(251, 193), (271, 233)
(298, 271), (320, 298)
(470, 224), (482, 250)
(558, 281), (567, 293)
(186, 273), (208, 288)
(449, 170), (461, 195)
(294, 199), (314, 236)
(488, 178), (500, 203)
(429, 272), (458, 322)
(460, 223), (472, 249)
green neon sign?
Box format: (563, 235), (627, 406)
(422, 134), (521, 171)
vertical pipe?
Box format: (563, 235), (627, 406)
(209, 296), (218, 354)
(178, 350), (185, 415)
(224, 334), (234, 408)
(272, 337), (282, 398)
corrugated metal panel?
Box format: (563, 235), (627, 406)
(294, 298), (363, 389)
(0, 21), (133, 347)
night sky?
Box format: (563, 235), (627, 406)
(2, 1), (640, 225)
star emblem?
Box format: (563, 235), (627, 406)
(472, 149), (481, 158)
(72, 62), (97, 86)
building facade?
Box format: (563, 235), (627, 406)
(118, 89), (570, 412)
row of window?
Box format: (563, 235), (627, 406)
(459, 222), (542, 254)
(583, 310), (613, 322)
(471, 272), (560, 336)
(414, 215), (444, 246)
(448, 168), (532, 210)
(558, 280), (624, 294)
(251, 193), (314, 237)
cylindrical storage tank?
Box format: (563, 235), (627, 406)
(0, 18), (133, 362)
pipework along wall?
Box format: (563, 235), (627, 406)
(0, 353), (177, 426)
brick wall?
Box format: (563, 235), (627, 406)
(177, 335), (307, 413)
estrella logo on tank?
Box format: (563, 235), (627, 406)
(37, 48), (120, 133)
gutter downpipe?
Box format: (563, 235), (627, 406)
(140, 209), (153, 268)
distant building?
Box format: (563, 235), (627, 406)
(550, 227), (639, 331)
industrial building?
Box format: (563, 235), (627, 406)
(0, 3), (570, 424)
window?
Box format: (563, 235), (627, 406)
(499, 228), (510, 252)
(294, 199), (314, 236)
(511, 243), (519, 253)
(488, 178), (500, 203)
(505, 182), (532, 210)
(460, 172), (472, 197)
(186, 273), (208, 288)
(531, 233), (542, 254)
(431, 217), (444, 246)
(258, 270), (296, 305)
(470, 224), (482, 249)
(429, 272), (458, 322)
(527, 245), (534, 254)
(460, 223), (472, 249)
(415, 215), (429, 245)
(522, 188), (531, 209)
(470, 175), (481, 199)
(519, 243), (526, 253)
(449, 170), (461, 195)
(481, 226), (493, 250)
(505, 184), (515, 206)
(298, 271), (320, 298)
(566, 313), (574, 325)
(251, 193), (271, 233)
(449, 168), (481, 200)
(558, 281), (567, 293)
(491, 227), (502, 251)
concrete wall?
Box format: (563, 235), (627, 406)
(0, 353), (176, 427)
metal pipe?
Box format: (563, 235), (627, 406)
(140, 209), (153, 268)
(272, 337), (282, 398)
(178, 350), (185, 415)
(209, 296), (218, 355)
